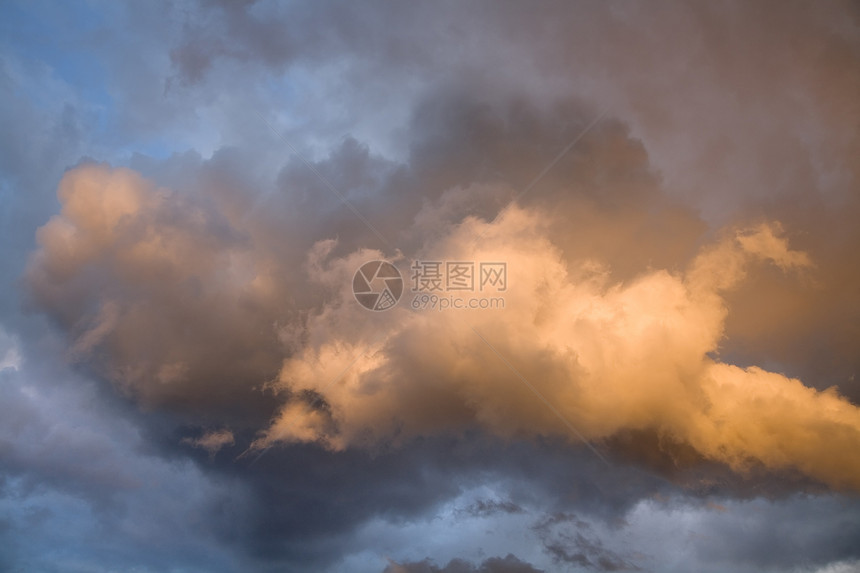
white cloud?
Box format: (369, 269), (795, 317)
(0, 324), (21, 372)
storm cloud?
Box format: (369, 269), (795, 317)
(2, 1), (860, 571)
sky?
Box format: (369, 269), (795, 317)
(1, 1), (860, 572)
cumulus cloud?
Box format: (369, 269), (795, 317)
(8, 0), (860, 571)
(26, 103), (860, 497)
(25, 163), (288, 423)
(248, 206), (860, 491)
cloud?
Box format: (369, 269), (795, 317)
(0, 346), (248, 572)
(0, 325), (21, 372)
(241, 203), (860, 491)
(811, 561), (860, 573)
(10, 2), (860, 569)
(182, 429), (235, 455)
(384, 554), (545, 573)
(532, 512), (638, 571)
(456, 498), (525, 519)
(25, 100), (860, 498)
(333, 479), (860, 573)
(25, 163), (288, 425)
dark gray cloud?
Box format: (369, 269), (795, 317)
(456, 498), (526, 519)
(532, 512), (637, 571)
(2, 0), (860, 572)
(0, 341), (249, 572)
(384, 554), (545, 573)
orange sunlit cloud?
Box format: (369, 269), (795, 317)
(7, 3), (860, 570)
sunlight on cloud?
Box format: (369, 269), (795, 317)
(254, 203), (860, 491)
(26, 162), (860, 493)
(23, 149), (860, 504)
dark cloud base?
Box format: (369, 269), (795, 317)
(2, 1), (860, 572)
